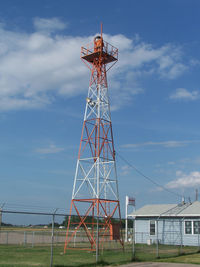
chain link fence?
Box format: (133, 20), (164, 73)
(0, 208), (126, 266)
(1, 209), (200, 266)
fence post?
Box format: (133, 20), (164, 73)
(0, 204), (5, 243)
(180, 219), (183, 255)
(96, 214), (99, 263)
(0, 208), (2, 243)
(24, 231), (27, 246)
(0, 209), (2, 229)
(56, 231), (58, 246)
(32, 232), (35, 248)
(125, 196), (128, 242)
(50, 209), (58, 267)
(74, 231), (77, 248)
(132, 219), (135, 260)
(156, 219), (159, 258)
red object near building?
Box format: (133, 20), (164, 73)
(110, 223), (121, 240)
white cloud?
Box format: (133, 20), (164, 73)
(166, 171), (200, 189)
(35, 144), (64, 154)
(121, 165), (131, 176)
(0, 19), (190, 111)
(168, 161), (175, 165)
(190, 59), (200, 66)
(170, 88), (200, 100)
(167, 64), (187, 79)
(33, 17), (67, 33)
(110, 40), (187, 79)
(122, 140), (200, 149)
(195, 158), (200, 165)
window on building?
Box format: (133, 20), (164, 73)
(193, 221), (200, 234)
(150, 220), (156, 236)
(185, 221), (192, 234)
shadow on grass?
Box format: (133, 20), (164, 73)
(128, 249), (200, 263)
(131, 256), (140, 262)
(156, 250), (200, 262)
(55, 260), (109, 267)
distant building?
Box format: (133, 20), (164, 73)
(129, 201), (200, 246)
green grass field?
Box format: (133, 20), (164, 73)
(0, 245), (132, 267)
(0, 244), (200, 266)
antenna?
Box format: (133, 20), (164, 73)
(196, 188), (198, 201)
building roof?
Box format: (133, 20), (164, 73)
(129, 201), (200, 218)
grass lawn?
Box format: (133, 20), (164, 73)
(0, 245), (133, 267)
(157, 252), (200, 265)
(0, 244), (200, 266)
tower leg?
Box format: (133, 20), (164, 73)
(64, 201), (73, 253)
(64, 199), (124, 251)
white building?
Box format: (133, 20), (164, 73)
(129, 201), (200, 246)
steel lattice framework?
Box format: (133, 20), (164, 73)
(64, 27), (123, 252)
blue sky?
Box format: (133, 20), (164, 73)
(1, 0), (200, 219)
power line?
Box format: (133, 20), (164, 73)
(0, 153), (189, 210)
(116, 151), (186, 200)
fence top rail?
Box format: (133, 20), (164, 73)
(1, 209), (127, 220)
(1, 209), (67, 217)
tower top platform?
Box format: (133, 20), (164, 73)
(81, 39), (118, 64)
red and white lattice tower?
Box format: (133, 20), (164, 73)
(64, 26), (123, 252)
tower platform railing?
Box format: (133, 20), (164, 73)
(81, 40), (118, 64)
